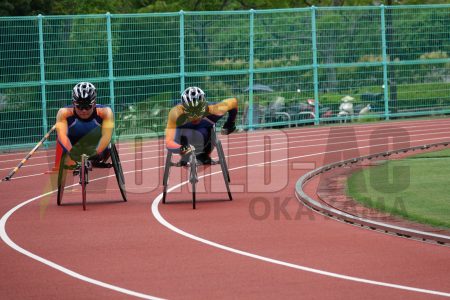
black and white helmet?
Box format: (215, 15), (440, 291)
(72, 82), (97, 105)
(181, 87), (207, 118)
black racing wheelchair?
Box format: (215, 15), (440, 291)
(162, 127), (232, 209)
(57, 143), (127, 210)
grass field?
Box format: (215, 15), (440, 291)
(347, 149), (450, 229)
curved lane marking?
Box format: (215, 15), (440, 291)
(151, 146), (450, 297)
(0, 179), (165, 300)
(5, 125), (450, 182)
(2, 119), (450, 168)
(1, 134), (450, 298)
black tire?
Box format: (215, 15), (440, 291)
(81, 155), (87, 211)
(57, 153), (67, 206)
(111, 143), (127, 202)
(212, 129), (232, 200)
(216, 139), (232, 200)
(162, 152), (173, 204)
(217, 140), (230, 183)
(192, 182), (196, 209)
(189, 153), (197, 209)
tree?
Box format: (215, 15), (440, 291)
(51, 0), (137, 15)
(138, 0), (310, 13)
(0, 0), (52, 16)
(2, 0), (450, 16)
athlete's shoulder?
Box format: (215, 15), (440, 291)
(168, 105), (185, 118)
(96, 105), (112, 112)
(166, 105), (185, 129)
(96, 105), (113, 118)
(95, 104), (111, 113)
(56, 107), (74, 120)
(170, 104), (184, 113)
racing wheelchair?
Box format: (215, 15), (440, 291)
(57, 143), (127, 210)
(162, 128), (232, 209)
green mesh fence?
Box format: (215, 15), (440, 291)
(1, 5), (450, 149)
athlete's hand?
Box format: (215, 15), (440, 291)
(68, 151), (81, 163)
(221, 121), (236, 135)
(179, 145), (193, 156)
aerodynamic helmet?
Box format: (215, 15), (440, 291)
(72, 82), (97, 109)
(181, 87), (207, 119)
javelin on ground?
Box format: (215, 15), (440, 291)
(2, 125), (56, 182)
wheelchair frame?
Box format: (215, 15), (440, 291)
(162, 127), (232, 209)
(57, 143), (127, 210)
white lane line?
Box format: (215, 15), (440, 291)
(1, 135), (450, 298)
(6, 127), (450, 181)
(2, 118), (449, 163)
(0, 180), (165, 299)
(3, 121), (450, 173)
(151, 138), (450, 298)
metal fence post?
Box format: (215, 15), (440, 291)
(106, 12), (115, 112)
(311, 6), (320, 125)
(380, 5), (390, 120)
(179, 10), (185, 93)
(248, 9), (255, 130)
(106, 12), (116, 141)
(38, 14), (48, 139)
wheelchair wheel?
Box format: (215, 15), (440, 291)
(81, 155), (87, 211)
(216, 139), (232, 201)
(111, 143), (127, 202)
(216, 139), (230, 183)
(189, 152), (198, 209)
(162, 152), (173, 204)
(57, 153), (68, 206)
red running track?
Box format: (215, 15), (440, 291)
(0, 118), (450, 299)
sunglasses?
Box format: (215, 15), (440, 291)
(74, 103), (94, 111)
(187, 113), (203, 120)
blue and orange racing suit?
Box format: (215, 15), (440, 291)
(55, 104), (114, 161)
(165, 98), (238, 155)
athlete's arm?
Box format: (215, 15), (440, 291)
(55, 108), (73, 152)
(207, 98), (238, 124)
(165, 106), (184, 153)
(97, 107), (114, 154)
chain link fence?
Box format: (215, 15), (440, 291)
(0, 5), (449, 148)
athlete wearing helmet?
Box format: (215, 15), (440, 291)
(55, 82), (114, 163)
(180, 87), (208, 121)
(165, 86), (238, 165)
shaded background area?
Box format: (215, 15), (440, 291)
(1, 2), (449, 149)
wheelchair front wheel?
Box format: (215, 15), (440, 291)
(80, 155), (88, 210)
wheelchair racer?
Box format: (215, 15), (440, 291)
(165, 86), (238, 165)
(55, 82), (114, 166)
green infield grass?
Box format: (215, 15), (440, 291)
(347, 149), (450, 228)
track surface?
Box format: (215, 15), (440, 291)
(1, 119), (450, 299)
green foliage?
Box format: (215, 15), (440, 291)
(50, 0), (138, 15)
(1, 4), (450, 146)
(3, 0), (450, 16)
(420, 51), (448, 60)
(137, 0), (301, 13)
(0, 0), (52, 16)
